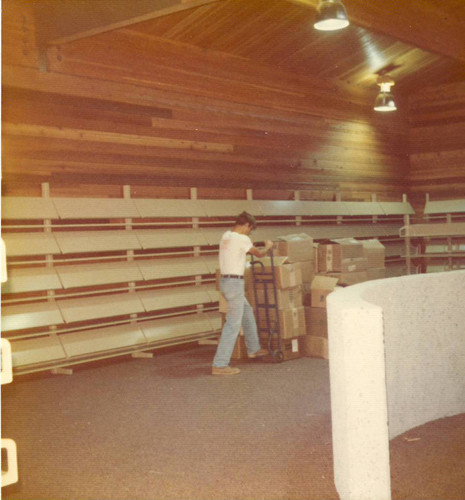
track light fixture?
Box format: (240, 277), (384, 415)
(314, 0), (350, 31)
(374, 75), (397, 112)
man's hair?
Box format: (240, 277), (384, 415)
(235, 211), (257, 229)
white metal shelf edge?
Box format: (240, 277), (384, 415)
(11, 335), (67, 367)
(424, 199), (465, 214)
(1, 267), (63, 294)
(1, 197), (59, 220)
(60, 323), (147, 358)
(139, 313), (215, 342)
(2, 196), (415, 220)
(2, 302), (64, 332)
(400, 222), (465, 237)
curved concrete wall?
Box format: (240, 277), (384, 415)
(326, 270), (465, 500)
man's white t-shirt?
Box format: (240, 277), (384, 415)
(219, 230), (253, 275)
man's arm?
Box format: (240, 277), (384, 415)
(248, 240), (274, 259)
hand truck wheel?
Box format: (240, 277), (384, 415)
(272, 350), (284, 363)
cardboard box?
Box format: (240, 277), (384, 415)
(310, 275), (339, 308)
(300, 335), (328, 359)
(258, 306), (306, 339)
(256, 286), (302, 310)
(276, 337), (301, 361)
(318, 239), (364, 272)
(367, 267), (386, 280)
(299, 259), (316, 284)
(269, 262), (302, 289)
(274, 233), (314, 262)
(304, 306), (328, 337)
(302, 282), (312, 307)
(313, 243), (319, 274)
(249, 255), (288, 273)
(328, 270), (368, 286)
(300, 260), (315, 306)
(362, 239), (386, 268)
(255, 257), (302, 289)
(340, 257), (368, 273)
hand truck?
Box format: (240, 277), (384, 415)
(250, 250), (284, 362)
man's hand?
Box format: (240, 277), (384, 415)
(248, 240), (274, 258)
(264, 240), (274, 251)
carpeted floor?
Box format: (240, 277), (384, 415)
(2, 344), (464, 500)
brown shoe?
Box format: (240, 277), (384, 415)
(248, 348), (268, 359)
(212, 366), (241, 376)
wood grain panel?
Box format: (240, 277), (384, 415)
(8, 87), (406, 155)
(1, 1), (39, 69)
(4, 123), (234, 153)
(408, 81), (465, 201)
(289, 0), (465, 63)
(2, 1), (410, 202)
(34, 0), (222, 45)
(132, 0), (465, 93)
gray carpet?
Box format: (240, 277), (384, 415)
(1, 345), (338, 500)
(3, 345), (464, 500)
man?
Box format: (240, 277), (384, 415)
(212, 211), (274, 376)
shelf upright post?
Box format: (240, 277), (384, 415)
(123, 186), (140, 332)
(336, 191), (342, 225)
(294, 190), (302, 227)
(41, 182), (54, 285)
(371, 193), (378, 224)
(190, 188), (202, 288)
(403, 193), (412, 275)
(425, 193), (430, 223)
(447, 212), (453, 270)
(42, 183), (70, 371)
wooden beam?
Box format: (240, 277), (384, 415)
(287, 0), (465, 63)
(33, 0), (223, 46)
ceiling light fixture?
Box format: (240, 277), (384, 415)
(374, 75), (397, 112)
(314, 0), (350, 31)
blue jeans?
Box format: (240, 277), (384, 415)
(213, 277), (261, 367)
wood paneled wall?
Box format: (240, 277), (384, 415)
(409, 81), (465, 209)
(2, 2), (410, 201)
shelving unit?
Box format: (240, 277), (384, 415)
(1, 185), (413, 375)
(400, 196), (465, 274)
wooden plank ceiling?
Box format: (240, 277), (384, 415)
(31, 0), (465, 96)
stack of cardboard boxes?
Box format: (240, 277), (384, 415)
(225, 255), (305, 361)
(254, 255), (304, 360)
(317, 238), (368, 285)
(300, 274), (339, 359)
(300, 238), (386, 359)
(300, 238), (366, 360)
(274, 234), (315, 296)
(256, 233), (314, 360)
(362, 239), (386, 280)
(229, 233), (314, 361)
(221, 234), (386, 362)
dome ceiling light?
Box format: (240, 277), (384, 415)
(314, 0), (350, 31)
(374, 75), (397, 112)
